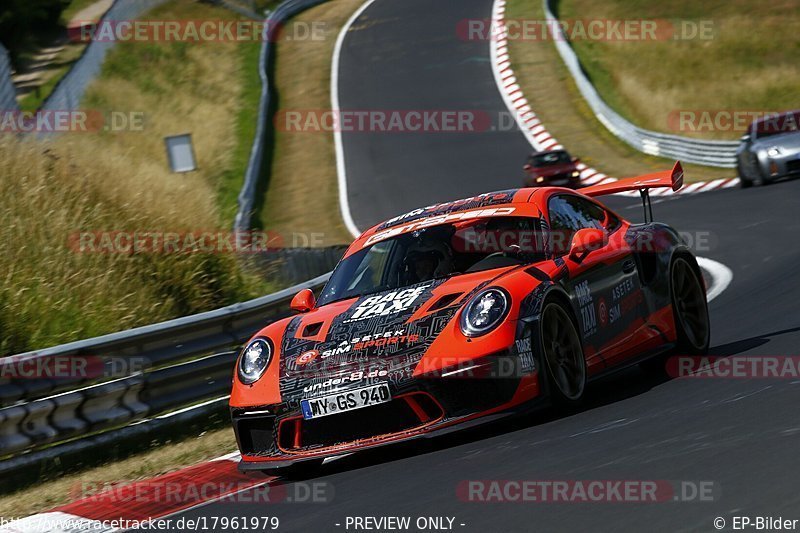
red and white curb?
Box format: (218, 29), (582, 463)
(0, 453), (276, 533)
(489, 0), (740, 195)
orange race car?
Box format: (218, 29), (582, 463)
(230, 162), (710, 472)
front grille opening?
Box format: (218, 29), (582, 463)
(236, 414), (276, 455)
(279, 393), (443, 452)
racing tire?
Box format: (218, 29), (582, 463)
(670, 257), (710, 355)
(737, 164), (752, 188)
(538, 300), (587, 408)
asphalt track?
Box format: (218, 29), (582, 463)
(156, 0), (800, 530)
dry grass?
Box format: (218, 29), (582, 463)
(83, 0), (264, 221)
(0, 427), (237, 517)
(559, 0), (800, 139)
(0, 136), (267, 354)
(0, 0), (369, 514)
(0, 0), (273, 355)
(260, 0), (365, 245)
(505, 0), (726, 182)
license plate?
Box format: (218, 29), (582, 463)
(551, 178), (568, 185)
(300, 383), (391, 420)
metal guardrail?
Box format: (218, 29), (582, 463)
(212, 0), (262, 20)
(234, 0), (333, 232)
(0, 44), (18, 112)
(41, 0), (169, 114)
(0, 273), (329, 464)
(0, 0), (340, 482)
(541, 0), (739, 168)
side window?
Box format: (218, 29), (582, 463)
(547, 195), (612, 256)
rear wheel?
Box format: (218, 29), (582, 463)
(539, 300), (587, 407)
(671, 257), (710, 354)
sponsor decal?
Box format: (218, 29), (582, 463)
(319, 329), (421, 358)
(575, 280), (597, 337)
(597, 297), (608, 327)
(608, 280), (643, 325)
(608, 303), (621, 325)
(611, 278), (634, 301)
(378, 192), (517, 229)
(345, 285), (430, 323)
(302, 369), (389, 394)
(364, 207), (517, 247)
(321, 341), (353, 359)
(296, 350), (319, 366)
(515, 337), (536, 373)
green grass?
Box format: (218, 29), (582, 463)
(61, 0), (102, 24)
(17, 64), (71, 112)
(558, 0), (800, 139)
(505, 0), (729, 182)
(0, 0), (276, 356)
(218, 39), (263, 223)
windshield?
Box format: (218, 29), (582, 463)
(527, 151), (571, 167)
(752, 112), (800, 140)
(318, 216), (544, 306)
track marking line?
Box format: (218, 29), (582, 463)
(697, 256), (734, 302)
(332, 0), (379, 239)
(487, 0), (739, 195)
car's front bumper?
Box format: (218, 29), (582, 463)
(231, 354), (540, 469)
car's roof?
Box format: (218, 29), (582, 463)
(752, 109), (800, 126)
(347, 187), (605, 254)
(529, 148), (568, 156)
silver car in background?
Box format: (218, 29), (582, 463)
(737, 110), (800, 187)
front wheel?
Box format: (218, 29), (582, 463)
(539, 300), (587, 407)
(671, 257), (710, 354)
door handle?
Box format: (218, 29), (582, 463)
(622, 260), (636, 274)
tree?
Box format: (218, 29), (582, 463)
(0, 0), (70, 68)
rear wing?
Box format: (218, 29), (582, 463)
(581, 161), (684, 223)
(581, 161), (684, 197)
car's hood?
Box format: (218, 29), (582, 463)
(276, 268), (516, 397)
(752, 131), (800, 151)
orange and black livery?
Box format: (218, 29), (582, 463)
(230, 162), (709, 472)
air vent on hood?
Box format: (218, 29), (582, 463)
(302, 322), (323, 337)
(428, 293), (463, 312)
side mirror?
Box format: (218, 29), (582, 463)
(523, 164), (532, 171)
(571, 157), (580, 163)
(290, 289), (316, 313)
(739, 134), (750, 143)
(569, 228), (607, 258)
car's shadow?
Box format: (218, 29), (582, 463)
(271, 325), (800, 483)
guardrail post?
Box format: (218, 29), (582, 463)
(0, 406), (31, 455)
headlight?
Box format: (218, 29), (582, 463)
(536, 176), (544, 183)
(460, 288), (510, 337)
(767, 146), (781, 157)
(571, 171), (581, 178)
(238, 338), (272, 384)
